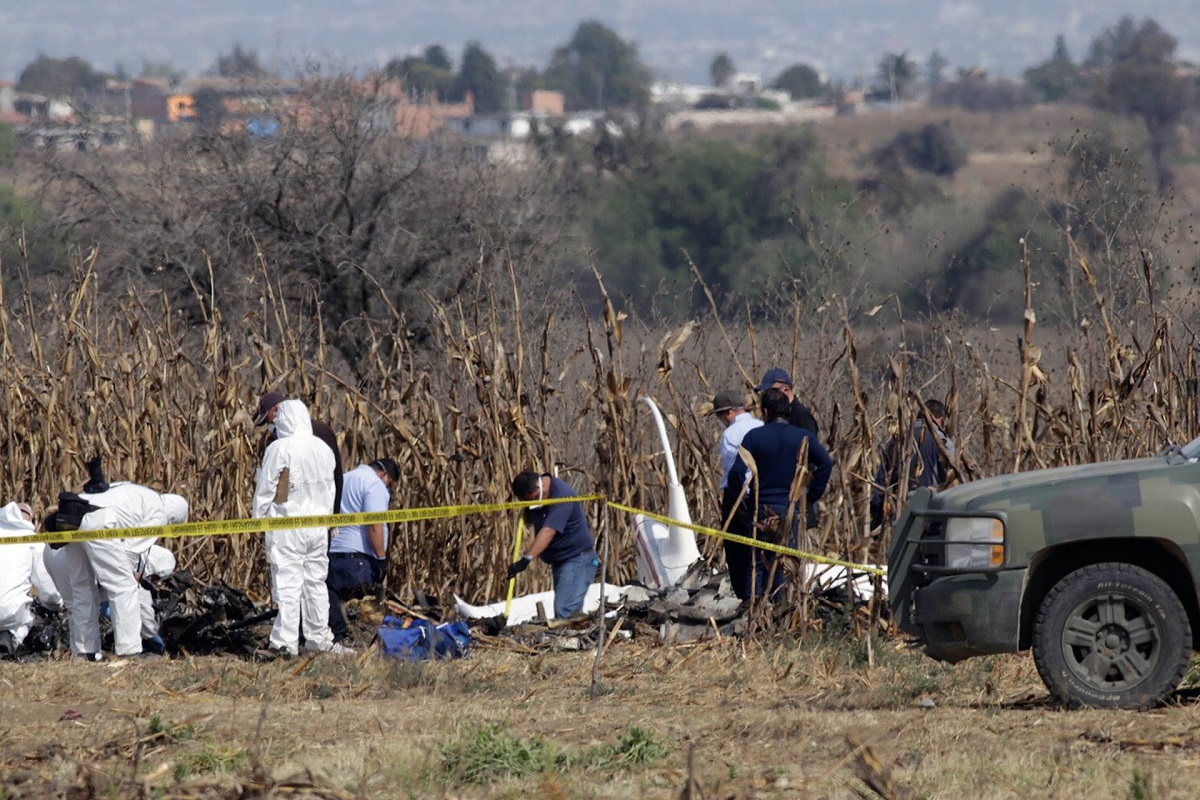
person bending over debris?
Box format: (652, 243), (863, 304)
(254, 399), (353, 657)
(327, 457), (399, 644)
(46, 462), (182, 660)
(724, 388), (835, 601)
(509, 471), (599, 620)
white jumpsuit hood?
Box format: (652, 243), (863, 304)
(254, 398), (338, 654)
(0, 501), (38, 649)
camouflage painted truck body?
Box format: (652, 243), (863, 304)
(888, 438), (1200, 708)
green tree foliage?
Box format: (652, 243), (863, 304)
(451, 42), (508, 112)
(384, 49), (455, 100)
(859, 146), (947, 219)
(17, 55), (107, 97)
(868, 53), (917, 101)
(885, 122), (968, 177)
(543, 21), (651, 110)
(214, 44), (270, 79)
(0, 183), (64, 277)
(932, 70), (1036, 111)
(1088, 17), (1190, 191)
(1024, 35), (1084, 102)
(932, 187), (1061, 319)
(590, 131), (849, 313)
(0, 123), (16, 170)
(710, 52), (735, 88)
(771, 63), (824, 100)
(422, 45), (453, 72)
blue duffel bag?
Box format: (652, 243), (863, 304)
(377, 616), (471, 661)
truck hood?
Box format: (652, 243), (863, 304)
(932, 456), (1167, 510)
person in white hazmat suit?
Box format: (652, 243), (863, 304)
(40, 497), (184, 656)
(0, 501), (58, 656)
(254, 399), (349, 656)
(61, 482), (174, 659)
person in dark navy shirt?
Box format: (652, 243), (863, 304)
(508, 472), (599, 619)
(723, 388), (835, 600)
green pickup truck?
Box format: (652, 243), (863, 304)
(888, 438), (1200, 709)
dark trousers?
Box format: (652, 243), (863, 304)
(725, 499), (804, 602)
(326, 553), (384, 641)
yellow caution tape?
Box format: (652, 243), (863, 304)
(22, 495), (605, 547)
(606, 501), (886, 576)
(22, 491), (884, 578)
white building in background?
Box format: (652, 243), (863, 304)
(651, 81), (712, 108)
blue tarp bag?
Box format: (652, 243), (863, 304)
(377, 616), (471, 661)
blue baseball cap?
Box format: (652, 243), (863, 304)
(754, 368), (792, 392)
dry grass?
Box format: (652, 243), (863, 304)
(4, 639), (1200, 798)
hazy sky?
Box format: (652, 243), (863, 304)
(2, 1), (1197, 86)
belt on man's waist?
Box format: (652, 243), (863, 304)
(329, 551), (373, 560)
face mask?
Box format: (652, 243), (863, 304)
(528, 480), (544, 510)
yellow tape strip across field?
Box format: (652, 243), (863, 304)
(20, 493), (886, 577)
(21, 495), (603, 547)
(607, 502), (886, 577)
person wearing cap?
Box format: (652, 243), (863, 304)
(707, 390), (763, 602)
(754, 368), (819, 436)
(254, 398), (351, 657)
(723, 388), (835, 601)
(326, 457), (399, 644)
(255, 390), (344, 515)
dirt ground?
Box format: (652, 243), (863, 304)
(5, 633), (1200, 799)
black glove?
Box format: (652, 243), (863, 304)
(507, 556), (531, 579)
(83, 455), (109, 494)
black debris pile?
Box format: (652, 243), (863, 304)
(154, 571), (274, 657)
(23, 604), (69, 656)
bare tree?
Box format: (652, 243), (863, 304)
(33, 70), (569, 373)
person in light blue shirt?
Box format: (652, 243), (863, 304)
(327, 458), (398, 643)
(710, 389), (763, 601)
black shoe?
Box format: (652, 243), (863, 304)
(0, 631), (16, 658)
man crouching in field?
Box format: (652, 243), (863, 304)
(254, 399), (352, 657)
(508, 471), (599, 620)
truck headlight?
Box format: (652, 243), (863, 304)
(944, 517), (1004, 569)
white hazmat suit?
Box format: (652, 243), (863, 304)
(254, 399), (337, 655)
(0, 502), (48, 652)
(64, 482), (170, 657)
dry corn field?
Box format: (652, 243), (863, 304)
(6, 234), (1200, 796)
(3, 246), (1197, 605)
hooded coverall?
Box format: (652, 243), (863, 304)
(254, 399), (337, 655)
(64, 482), (169, 656)
(0, 502), (42, 651)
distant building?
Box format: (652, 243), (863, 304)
(524, 89), (564, 115)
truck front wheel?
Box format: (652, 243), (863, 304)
(1033, 562), (1191, 709)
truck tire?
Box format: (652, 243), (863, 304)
(1033, 562), (1191, 709)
